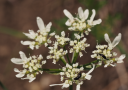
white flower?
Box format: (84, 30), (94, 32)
(104, 33), (121, 49)
(23, 30), (37, 39)
(50, 63), (95, 90)
(11, 51), (46, 82)
(37, 17), (52, 34)
(115, 54), (126, 63)
(87, 9), (102, 26)
(21, 17), (52, 50)
(55, 31), (70, 46)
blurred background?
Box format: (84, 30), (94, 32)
(0, 0), (128, 90)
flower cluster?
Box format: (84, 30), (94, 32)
(64, 7), (102, 35)
(11, 51), (46, 82)
(55, 31), (70, 46)
(91, 33), (126, 67)
(47, 41), (68, 64)
(21, 17), (55, 50)
(10, 6), (126, 90)
(50, 63), (95, 90)
(70, 34), (90, 57)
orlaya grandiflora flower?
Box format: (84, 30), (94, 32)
(11, 51), (46, 82)
(91, 33), (125, 68)
(104, 54), (126, 68)
(50, 63), (95, 90)
(104, 33), (121, 50)
(63, 7), (102, 35)
(21, 17), (55, 50)
(63, 7), (89, 26)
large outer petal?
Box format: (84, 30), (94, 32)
(78, 7), (84, 20)
(50, 83), (63, 87)
(63, 9), (74, 21)
(112, 33), (121, 48)
(117, 54), (125, 63)
(92, 19), (102, 25)
(11, 58), (24, 64)
(37, 17), (45, 31)
(86, 64), (95, 75)
(19, 51), (27, 60)
(83, 9), (89, 21)
(119, 54), (125, 60)
(76, 85), (80, 90)
(29, 77), (36, 83)
(46, 22), (52, 32)
(65, 20), (72, 26)
(14, 68), (20, 72)
(85, 74), (92, 80)
(16, 73), (25, 78)
(90, 9), (96, 21)
(21, 41), (31, 45)
(104, 33), (111, 45)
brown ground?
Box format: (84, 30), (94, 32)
(0, 0), (128, 90)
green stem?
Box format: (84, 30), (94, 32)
(0, 81), (8, 90)
(82, 59), (99, 70)
(60, 57), (67, 65)
(69, 85), (73, 90)
(39, 68), (62, 72)
(64, 46), (71, 65)
(72, 52), (79, 64)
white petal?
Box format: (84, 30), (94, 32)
(78, 7), (84, 20)
(21, 41), (31, 45)
(11, 58), (24, 64)
(49, 32), (55, 36)
(61, 31), (65, 37)
(76, 84), (80, 90)
(86, 64), (95, 75)
(117, 54), (125, 63)
(85, 74), (92, 80)
(90, 9), (96, 21)
(14, 68), (20, 72)
(30, 45), (34, 50)
(46, 22), (52, 29)
(19, 51), (27, 60)
(29, 77), (36, 83)
(104, 64), (109, 68)
(62, 83), (69, 88)
(50, 83), (63, 87)
(119, 54), (126, 60)
(46, 22), (52, 32)
(92, 19), (102, 25)
(83, 9), (89, 20)
(117, 60), (123, 63)
(104, 33), (111, 45)
(112, 33), (122, 48)
(37, 17), (45, 31)
(63, 9), (74, 21)
(66, 20), (72, 26)
(16, 72), (25, 78)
